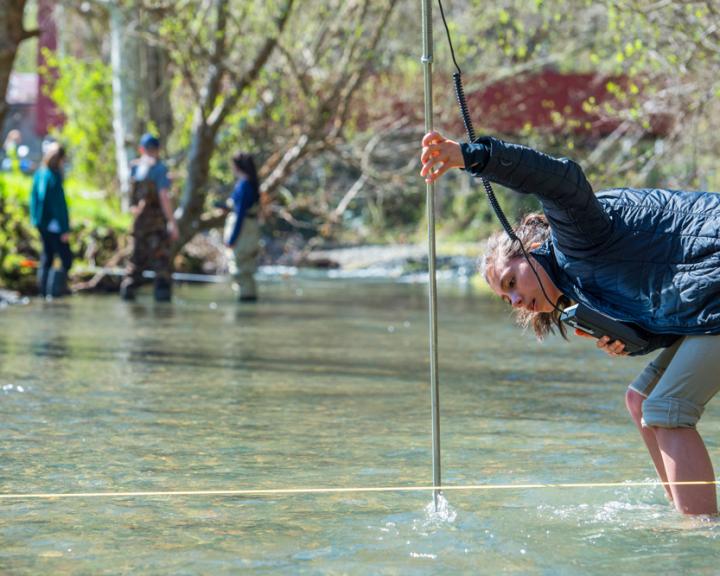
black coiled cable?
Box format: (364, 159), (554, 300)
(452, 72), (476, 142)
(454, 70), (518, 240)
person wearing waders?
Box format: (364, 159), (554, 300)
(120, 133), (179, 302)
(30, 142), (73, 298)
(222, 152), (261, 302)
(421, 130), (720, 516)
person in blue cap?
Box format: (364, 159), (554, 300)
(120, 133), (179, 302)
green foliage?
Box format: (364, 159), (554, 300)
(0, 174), (40, 290)
(12, 0), (38, 73)
(0, 172), (129, 292)
(42, 50), (117, 193)
(39, 0), (720, 253)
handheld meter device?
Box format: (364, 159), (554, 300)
(560, 303), (649, 354)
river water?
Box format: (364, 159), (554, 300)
(1, 278), (718, 574)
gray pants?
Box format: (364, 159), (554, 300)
(628, 335), (720, 428)
(225, 216), (260, 299)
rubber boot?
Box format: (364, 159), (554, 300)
(154, 278), (172, 302)
(48, 268), (68, 298)
(237, 273), (258, 302)
(119, 278), (136, 301)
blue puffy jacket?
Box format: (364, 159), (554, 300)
(461, 137), (720, 354)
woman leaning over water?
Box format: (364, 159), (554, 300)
(420, 130), (720, 515)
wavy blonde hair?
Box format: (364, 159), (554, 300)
(480, 213), (569, 340)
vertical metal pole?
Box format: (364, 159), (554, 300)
(421, 0), (442, 511)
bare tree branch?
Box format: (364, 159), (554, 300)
(208, 0), (296, 128)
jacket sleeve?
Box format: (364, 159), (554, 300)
(461, 136), (613, 254)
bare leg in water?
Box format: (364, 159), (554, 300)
(627, 389), (717, 514)
(625, 389), (673, 502)
(654, 427), (717, 515)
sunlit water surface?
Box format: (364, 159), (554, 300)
(1, 278), (718, 574)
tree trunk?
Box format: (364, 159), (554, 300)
(108, 3), (140, 211)
(140, 7), (173, 141)
(142, 40), (173, 140)
(173, 0), (295, 253)
(0, 0), (34, 131)
(176, 111), (217, 247)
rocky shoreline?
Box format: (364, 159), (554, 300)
(0, 288), (27, 307)
(183, 232), (484, 278)
(1, 241), (485, 300)
(305, 242), (482, 269)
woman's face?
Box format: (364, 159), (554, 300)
(486, 254), (562, 313)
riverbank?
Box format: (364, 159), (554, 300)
(304, 241), (482, 270)
(0, 288), (27, 307)
(1, 171), (488, 294)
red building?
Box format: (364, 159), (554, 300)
(465, 70), (671, 138)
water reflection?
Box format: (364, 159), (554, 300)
(29, 332), (69, 359)
(127, 301), (176, 321)
(0, 281), (718, 574)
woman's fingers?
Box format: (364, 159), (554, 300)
(420, 145), (440, 166)
(612, 340), (628, 356)
(596, 335), (628, 356)
(581, 332), (627, 356)
(421, 153), (455, 182)
(421, 135), (463, 182)
(420, 131), (446, 179)
(422, 131), (445, 147)
(420, 156), (432, 177)
(424, 162), (450, 183)
(420, 148), (447, 179)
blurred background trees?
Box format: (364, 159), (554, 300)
(2, 0), (720, 282)
(0, 0), (38, 129)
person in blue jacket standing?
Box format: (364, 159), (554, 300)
(223, 152), (261, 302)
(421, 130), (720, 516)
(30, 142), (73, 297)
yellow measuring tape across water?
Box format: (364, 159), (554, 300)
(1, 480), (717, 500)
